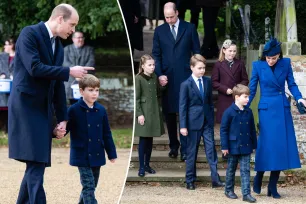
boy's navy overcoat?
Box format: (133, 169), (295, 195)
(68, 99), (117, 167)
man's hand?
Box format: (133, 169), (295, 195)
(57, 121), (67, 130)
(110, 159), (116, 163)
(0, 74), (6, 79)
(70, 66), (95, 78)
(53, 124), (66, 139)
(180, 128), (188, 136)
(158, 75), (168, 86)
(222, 150), (229, 156)
(138, 115), (145, 125)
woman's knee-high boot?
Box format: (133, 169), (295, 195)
(267, 171), (281, 198)
(253, 171), (264, 194)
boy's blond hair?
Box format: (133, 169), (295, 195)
(232, 84), (250, 99)
(79, 74), (100, 90)
(190, 54), (206, 67)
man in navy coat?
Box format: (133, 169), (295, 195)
(8, 4), (94, 203)
(152, 2), (200, 160)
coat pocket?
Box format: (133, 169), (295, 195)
(17, 85), (36, 96)
(258, 103), (268, 110)
(140, 98), (146, 103)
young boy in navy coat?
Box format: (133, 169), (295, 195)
(220, 84), (257, 203)
(179, 54), (224, 190)
(55, 74), (117, 203)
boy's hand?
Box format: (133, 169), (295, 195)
(53, 125), (66, 139)
(138, 115), (145, 125)
(110, 159), (116, 163)
(226, 89), (233, 95)
(222, 150), (229, 156)
(180, 128), (188, 136)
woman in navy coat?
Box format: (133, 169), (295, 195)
(212, 39), (249, 123)
(248, 38), (306, 198)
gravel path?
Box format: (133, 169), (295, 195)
(0, 148), (130, 204)
(121, 184), (306, 204)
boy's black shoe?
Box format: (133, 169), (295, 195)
(181, 154), (187, 162)
(243, 194), (256, 203)
(138, 168), (145, 177)
(186, 182), (195, 190)
(144, 166), (156, 174)
(225, 191), (238, 199)
(168, 149), (178, 158)
(212, 181), (225, 188)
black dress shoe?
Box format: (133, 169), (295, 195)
(180, 154), (187, 162)
(212, 181), (225, 188)
(225, 191), (238, 199)
(144, 166), (156, 174)
(186, 182), (195, 190)
(168, 149), (178, 158)
(243, 194), (256, 203)
(138, 168), (145, 177)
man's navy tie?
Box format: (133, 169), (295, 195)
(50, 37), (55, 54)
(171, 25), (176, 40)
(198, 78), (204, 99)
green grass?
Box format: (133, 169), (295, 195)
(0, 128), (132, 149)
(95, 47), (130, 56)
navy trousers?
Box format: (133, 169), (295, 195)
(17, 161), (46, 204)
(78, 166), (101, 204)
(165, 113), (187, 155)
(186, 121), (218, 183)
(225, 154), (251, 195)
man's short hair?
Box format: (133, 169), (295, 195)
(190, 54), (206, 67)
(79, 74), (100, 90)
(51, 4), (74, 21)
(72, 31), (84, 38)
(164, 2), (177, 12)
(232, 84), (250, 99)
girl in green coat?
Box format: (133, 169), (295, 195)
(135, 54), (165, 177)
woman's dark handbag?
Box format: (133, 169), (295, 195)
(285, 91), (306, 114)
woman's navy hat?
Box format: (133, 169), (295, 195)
(263, 38), (282, 57)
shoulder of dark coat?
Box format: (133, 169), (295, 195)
(95, 102), (106, 112)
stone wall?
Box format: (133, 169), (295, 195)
(97, 78), (134, 128)
(287, 55), (306, 164)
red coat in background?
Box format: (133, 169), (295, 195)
(211, 59), (249, 123)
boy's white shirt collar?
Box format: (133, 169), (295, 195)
(191, 74), (204, 90)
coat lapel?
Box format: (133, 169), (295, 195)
(164, 24), (176, 43)
(262, 61), (281, 88)
(221, 61), (235, 81)
(38, 22), (54, 62)
(175, 21), (186, 44)
(230, 59), (240, 76)
(189, 76), (203, 101)
(274, 60), (284, 81)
